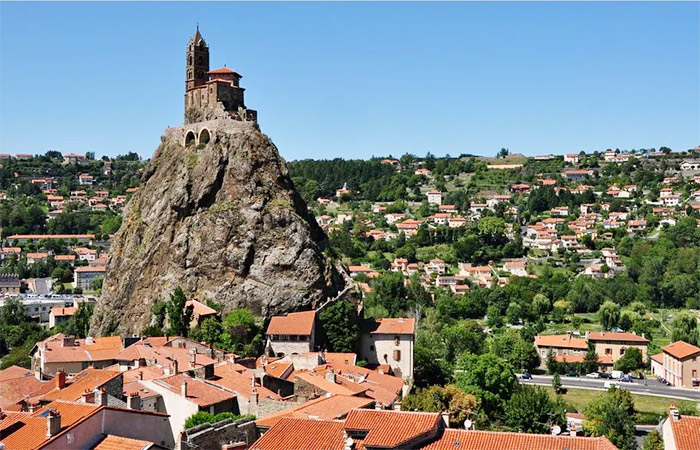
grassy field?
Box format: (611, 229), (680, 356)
(541, 386), (696, 423)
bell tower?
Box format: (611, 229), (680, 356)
(186, 26), (209, 90)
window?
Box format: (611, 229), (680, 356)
(693, 370), (697, 378)
(393, 350), (401, 361)
(394, 336), (400, 346)
(620, 348), (626, 355)
(605, 348), (612, 355)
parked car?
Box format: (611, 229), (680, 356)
(599, 372), (612, 379)
(586, 372), (600, 378)
(604, 381), (621, 389)
(520, 373), (533, 380)
(611, 370), (624, 379)
(566, 371), (580, 377)
(619, 376), (634, 383)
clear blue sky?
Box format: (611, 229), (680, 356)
(1, 2), (698, 160)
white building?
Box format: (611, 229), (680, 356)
(359, 318), (415, 380)
(426, 190), (442, 205)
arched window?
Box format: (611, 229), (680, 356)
(185, 131), (196, 146)
(199, 129), (210, 144)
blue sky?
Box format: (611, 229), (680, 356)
(1, 2), (698, 160)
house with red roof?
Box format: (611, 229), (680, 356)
(586, 331), (649, 365)
(250, 409), (618, 450)
(265, 310), (317, 357)
(660, 341), (700, 388)
(359, 318), (415, 381)
(661, 405), (700, 450)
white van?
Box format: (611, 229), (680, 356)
(611, 370), (624, 379)
(604, 381), (620, 389)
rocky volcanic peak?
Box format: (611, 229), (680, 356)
(90, 120), (345, 335)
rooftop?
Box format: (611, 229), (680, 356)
(663, 341), (700, 360)
(266, 310), (316, 336)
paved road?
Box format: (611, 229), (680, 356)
(520, 375), (700, 401)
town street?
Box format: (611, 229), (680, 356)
(520, 374), (700, 401)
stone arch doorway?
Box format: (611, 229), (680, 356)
(199, 128), (211, 145)
(185, 131), (196, 146)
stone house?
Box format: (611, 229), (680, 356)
(265, 310), (317, 357)
(48, 306), (77, 328)
(0, 273), (21, 294)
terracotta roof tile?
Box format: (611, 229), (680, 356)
(209, 362), (280, 401)
(422, 429), (618, 450)
(185, 299), (217, 317)
(0, 400), (100, 450)
(266, 310), (316, 336)
(153, 374), (234, 407)
(92, 434), (154, 450)
(587, 331), (649, 343)
(343, 409), (441, 447)
(38, 334), (123, 364)
(41, 368), (122, 402)
(535, 334), (588, 350)
(51, 306), (77, 317)
(663, 341), (700, 360)
(367, 318), (415, 335)
(250, 417), (346, 450)
(669, 413), (700, 450)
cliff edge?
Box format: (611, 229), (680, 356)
(90, 120), (345, 335)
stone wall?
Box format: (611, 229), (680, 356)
(255, 398), (305, 418)
(179, 417), (257, 450)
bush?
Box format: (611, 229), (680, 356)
(183, 412), (254, 429)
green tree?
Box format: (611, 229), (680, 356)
(532, 294), (551, 316)
(584, 387), (637, 450)
(0, 297), (25, 326)
(220, 307), (262, 356)
(166, 287), (191, 337)
(454, 353), (516, 415)
(199, 317), (223, 346)
(318, 300), (358, 353)
(642, 429), (663, 450)
(552, 372), (562, 394)
(413, 343), (450, 389)
(614, 347), (644, 374)
(504, 385), (566, 433)
(671, 312), (699, 345)
(402, 385), (478, 428)
(599, 300), (621, 330)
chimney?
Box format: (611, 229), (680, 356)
(82, 390), (95, 404)
(55, 370), (67, 390)
(94, 388), (108, 406)
(35, 367), (43, 381)
(393, 401), (402, 411)
(27, 402), (40, 413)
(181, 380), (188, 398)
(127, 393), (142, 411)
(250, 388), (258, 405)
(670, 405), (681, 422)
(137, 371), (143, 381)
(441, 411), (451, 427)
(324, 370), (336, 384)
(46, 409), (61, 438)
(62, 336), (75, 347)
(189, 349), (197, 369)
(374, 402), (382, 410)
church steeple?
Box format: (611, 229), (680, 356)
(186, 26), (209, 90)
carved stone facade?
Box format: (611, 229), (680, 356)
(184, 28), (257, 125)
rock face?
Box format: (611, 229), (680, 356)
(90, 119), (345, 335)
